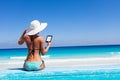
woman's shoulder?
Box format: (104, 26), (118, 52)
(38, 36), (44, 41)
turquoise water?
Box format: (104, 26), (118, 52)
(0, 65), (120, 80)
(0, 45), (120, 59)
(0, 45), (120, 80)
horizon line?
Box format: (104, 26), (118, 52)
(0, 44), (120, 50)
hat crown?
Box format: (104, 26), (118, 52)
(30, 20), (40, 30)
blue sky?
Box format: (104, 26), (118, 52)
(0, 0), (120, 48)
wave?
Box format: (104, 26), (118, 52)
(110, 52), (120, 57)
(10, 55), (50, 60)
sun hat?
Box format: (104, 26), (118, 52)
(26, 20), (47, 35)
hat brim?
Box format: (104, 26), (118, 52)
(26, 23), (47, 35)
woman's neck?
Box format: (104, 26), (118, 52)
(30, 34), (39, 40)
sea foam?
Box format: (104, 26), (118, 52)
(10, 55), (50, 60)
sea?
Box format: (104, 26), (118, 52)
(0, 45), (120, 80)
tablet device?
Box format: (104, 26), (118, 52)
(46, 35), (53, 42)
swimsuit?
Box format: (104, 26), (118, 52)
(25, 61), (42, 71)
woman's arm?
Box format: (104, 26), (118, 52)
(40, 37), (51, 55)
(18, 29), (27, 45)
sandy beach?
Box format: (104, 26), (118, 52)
(1, 56), (120, 69)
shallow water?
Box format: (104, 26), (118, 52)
(0, 65), (120, 80)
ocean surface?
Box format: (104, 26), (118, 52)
(0, 45), (120, 80)
(0, 45), (120, 60)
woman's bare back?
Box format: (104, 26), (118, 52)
(24, 35), (43, 62)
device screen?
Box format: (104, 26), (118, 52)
(46, 35), (53, 42)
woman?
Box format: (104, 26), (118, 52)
(18, 20), (51, 71)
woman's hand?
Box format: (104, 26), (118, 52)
(25, 28), (30, 32)
(23, 28), (29, 35)
(47, 42), (51, 47)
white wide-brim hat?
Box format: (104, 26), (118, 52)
(26, 20), (47, 35)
